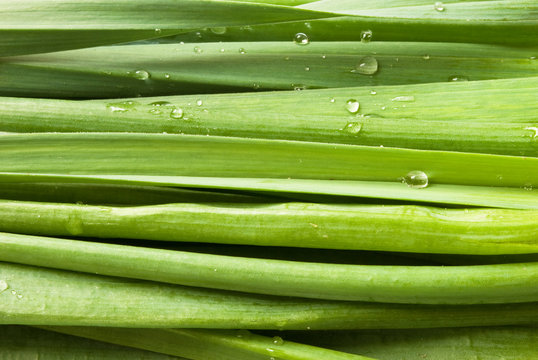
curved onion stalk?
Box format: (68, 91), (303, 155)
(0, 201), (537, 255)
(0, 133), (536, 189)
(166, 0), (538, 45)
(1, 232), (537, 302)
(0, 42), (535, 99)
(282, 327), (538, 360)
(0, 173), (536, 209)
(1, 77), (536, 156)
(1, 262), (537, 329)
(0, 325), (183, 360)
(43, 327), (373, 360)
(0, 0), (332, 57)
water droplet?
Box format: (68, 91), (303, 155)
(330, 98), (335, 103)
(238, 48), (246, 54)
(195, 31), (203, 39)
(423, 55), (430, 60)
(170, 108), (184, 119)
(360, 29), (373, 43)
(210, 27), (227, 35)
(236, 330), (251, 338)
(305, 66), (310, 71)
(448, 75), (469, 82)
(148, 101), (174, 115)
(252, 83), (260, 90)
(17, 294), (23, 299)
(266, 348), (275, 353)
(107, 101), (138, 113)
(306, 326), (311, 330)
(294, 32), (309, 45)
(220, 48), (225, 53)
(525, 126), (538, 138)
(272, 336), (284, 345)
(196, 100), (203, 106)
(391, 95), (415, 102)
(342, 122), (362, 135)
(434, 2), (445, 11)
(293, 84), (306, 91)
(321, 55), (326, 59)
(370, 90), (377, 95)
(132, 70), (150, 80)
(304, 22), (312, 29)
(194, 46), (203, 54)
(0, 280), (8, 292)
(11, 290), (16, 295)
(523, 183), (534, 191)
(402, 171), (429, 189)
(353, 56), (378, 75)
(154, 28), (162, 35)
(346, 100), (360, 114)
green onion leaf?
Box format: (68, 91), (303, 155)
(1, 262), (537, 328)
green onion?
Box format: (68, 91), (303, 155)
(281, 326), (538, 360)
(0, 0), (332, 57)
(1, 201), (536, 254)
(1, 232), (537, 303)
(0, 325), (184, 360)
(1, 77), (536, 156)
(2, 173), (535, 209)
(42, 327), (375, 360)
(1, 133), (536, 188)
(169, 0), (538, 45)
(2, 262), (537, 328)
(1, 42), (535, 99)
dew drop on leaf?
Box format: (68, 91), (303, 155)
(402, 171), (429, 189)
(342, 122), (362, 135)
(132, 70), (150, 80)
(434, 2), (445, 11)
(294, 32), (310, 45)
(360, 29), (373, 43)
(391, 96), (415, 102)
(346, 100), (360, 114)
(210, 27), (227, 35)
(353, 56), (378, 75)
(448, 75), (469, 82)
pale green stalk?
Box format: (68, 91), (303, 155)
(1, 232), (537, 302)
(0, 201), (536, 254)
(1, 262), (536, 328)
(0, 133), (536, 188)
(1, 77), (536, 156)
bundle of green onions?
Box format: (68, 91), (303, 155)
(1, 0), (537, 359)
